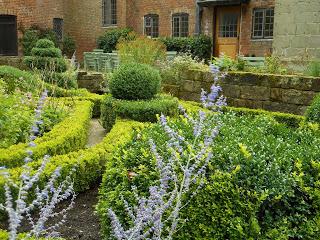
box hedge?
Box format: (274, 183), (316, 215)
(0, 100), (93, 168)
(97, 111), (320, 239)
(101, 94), (179, 132)
(0, 119), (146, 221)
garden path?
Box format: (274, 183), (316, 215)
(86, 119), (106, 147)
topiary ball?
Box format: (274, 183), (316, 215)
(305, 93), (320, 123)
(35, 39), (55, 48)
(109, 63), (161, 100)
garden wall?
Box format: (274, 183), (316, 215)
(77, 71), (105, 94)
(163, 70), (320, 115)
(0, 57), (27, 70)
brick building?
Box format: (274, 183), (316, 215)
(1, 0), (308, 61)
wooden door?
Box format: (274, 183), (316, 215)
(215, 7), (240, 59)
(0, 15), (18, 56)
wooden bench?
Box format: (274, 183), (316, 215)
(239, 56), (265, 67)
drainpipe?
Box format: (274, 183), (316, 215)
(195, 0), (202, 35)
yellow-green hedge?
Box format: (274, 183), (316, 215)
(0, 119), (146, 214)
(0, 230), (64, 240)
(0, 101), (93, 169)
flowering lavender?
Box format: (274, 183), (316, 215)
(0, 91), (75, 240)
(201, 64), (227, 111)
(108, 69), (226, 239)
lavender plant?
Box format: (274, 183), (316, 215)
(107, 64), (226, 239)
(0, 90), (75, 240)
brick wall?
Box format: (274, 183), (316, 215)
(239, 0), (274, 57)
(163, 70), (320, 115)
(200, 0), (274, 57)
(0, 0), (63, 43)
(273, 0), (320, 62)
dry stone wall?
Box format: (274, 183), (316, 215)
(163, 70), (320, 115)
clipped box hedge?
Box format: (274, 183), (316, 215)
(0, 230), (64, 240)
(101, 94), (179, 132)
(0, 119), (146, 218)
(0, 100), (93, 168)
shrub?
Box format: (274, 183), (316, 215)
(159, 53), (209, 85)
(62, 34), (76, 58)
(305, 60), (320, 77)
(117, 36), (166, 66)
(159, 35), (212, 61)
(97, 28), (134, 53)
(0, 100), (93, 168)
(100, 94), (179, 131)
(97, 111), (320, 239)
(0, 119), (146, 218)
(305, 93), (320, 123)
(109, 63), (161, 100)
(21, 27), (59, 56)
(24, 39), (67, 73)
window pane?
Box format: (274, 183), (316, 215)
(172, 16), (180, 37)
(252, 10), (264, 38)
(103, 0), (117, 26)
(219, 13), (238, 38)
(144, 15), (159, 38)
(172, 13), (189, 37)
(53, 18), (63, 41)
(264, 8), (274, 38)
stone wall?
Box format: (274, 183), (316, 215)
(163, 70), (320, 115)
(0, 57), (27, 70)
(273, 0), (320, 61)
(77, 71), (105, 94)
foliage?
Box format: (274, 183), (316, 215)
(100, 94), (179, 131)
(305, 60), (320, 77)
(24, 39), (67, 73)
(159, 53), (209, 85)
(0, 119), (146, 218)
(62, 34), (76, 58)
(97, 28), (134, 53)
(159, 35), (212, 61)
(117, 36), (166, 66)
(0, 100), (92, 169)
(21, 27), (59, 56)
(97, 108), (320, 239)
(245, 56), (288, 75)
(109, 63), (162, 100)
(0, 83), (67, 149)
(212, 54), (245, 71)
(0, 230), (64, 240)
(305, 93), (320, 123)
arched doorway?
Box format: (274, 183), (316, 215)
(0, 15), (18, 56)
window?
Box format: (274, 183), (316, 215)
(103, 0), (117, 26)
(53, 18), (63, 41)
(172, 13), (189, 37)
(252, 8), (274, 39)
(144, 14), (159, 38)
(219, 13), (238, 38)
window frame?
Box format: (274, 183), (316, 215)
(53, 18), (63, 41)
(172, 13), (189, 37)
(252, 8), (274, 40)
(144, 14), (159, 38)
(102, 0), (117, 27)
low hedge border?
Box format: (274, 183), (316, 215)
(179, 100), (305, 128)
(101, 94), (179, 132)
(0, 230), (64, 240)
(0, 119), (146, 218)
(0, 100), (93, 169)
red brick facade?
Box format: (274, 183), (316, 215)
(0, 0), (275, 59)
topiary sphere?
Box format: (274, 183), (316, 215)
(35, 39), (55, 48)
(109, 63), (161, 100)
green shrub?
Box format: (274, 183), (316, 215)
(305, 60), (320, 77)
(24, 39), (67, 73)
(0, 230), (64, 240)
(0, 100), (92, 168)
(159, 53), (209, 85)
(101, 94), (179, 131)
(21, 27), (59, 56)
(117, 36), (166, 66)
(97, 28), (134, 53)
(109, 63), (161, 100)
(305, 93), (320, 123)
(62, 34), (76, 58)
(0, 119), (146, 219)
(97, 111), (320, 239)
(159, 35), (212, 61)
